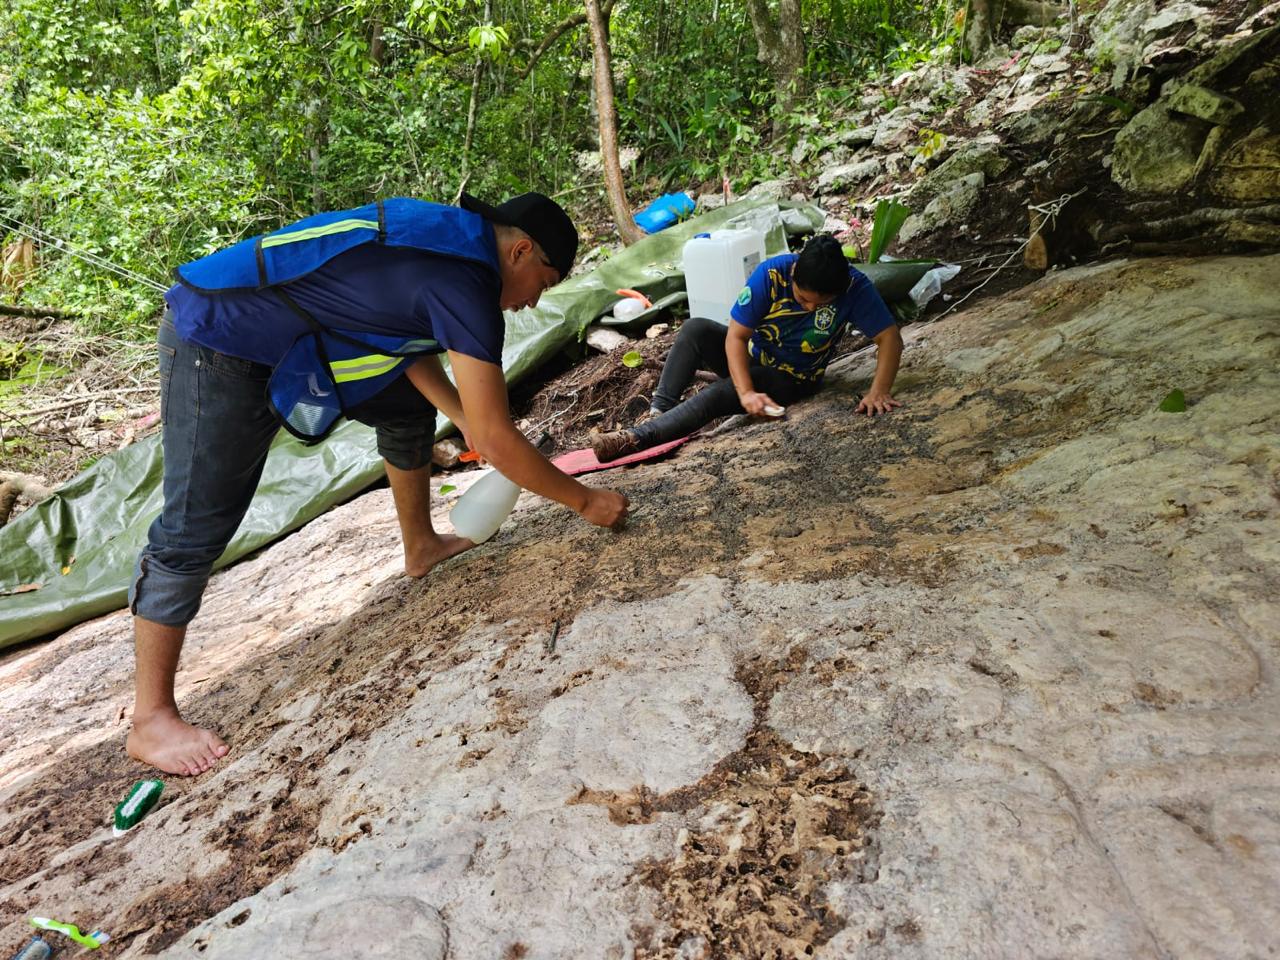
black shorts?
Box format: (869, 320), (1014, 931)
(347, 373), (438, 471)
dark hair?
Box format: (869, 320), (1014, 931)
(792, 234), (849, 296)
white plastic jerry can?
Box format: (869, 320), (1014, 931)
(450, 468), (522, 543)
(681, 227), (767, 325)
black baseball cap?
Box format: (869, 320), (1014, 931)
(460, 191), (579, 281)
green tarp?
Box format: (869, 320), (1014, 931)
(0, 199), (838, 649)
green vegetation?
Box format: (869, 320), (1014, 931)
(1, 0), (956, 335)
(0, 342), (69, 398)
(868, 198), (910, 263)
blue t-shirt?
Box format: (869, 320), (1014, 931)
(729, 253), (895, 382)
(165, 241), (505, 368)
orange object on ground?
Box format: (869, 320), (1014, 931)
(615, 288), (653, 309)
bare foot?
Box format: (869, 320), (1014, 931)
(404, 533), (475, 578)
(126, 708), (230, 776)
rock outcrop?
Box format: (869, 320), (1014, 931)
(1, 254), (1277, 958)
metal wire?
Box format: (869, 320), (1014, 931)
(0, 213), (169, 293)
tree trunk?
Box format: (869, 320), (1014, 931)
(306, 97), (328, 211)
(454, 0), (492, 204)
(370, 19), (385, 68)
(584, 0), (644, 246)
(744, 0), (805, 127)
(965, 0), (1067, 57)
(964, 0), (997, 58)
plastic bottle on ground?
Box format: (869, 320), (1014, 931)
(10, 937), (51, 960)
(612, 298), (646, 322)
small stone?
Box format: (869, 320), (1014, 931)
(816, 159), (881, 193)
(836, 125), (877, 147)
(743, 180), (787, 201)
(645, 323), (670, 340)
(431, 438), (467, 469)
(585, 325), (632, 354)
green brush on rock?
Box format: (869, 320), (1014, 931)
(112, 778), (163, 836)
(29, 917), (110, 950)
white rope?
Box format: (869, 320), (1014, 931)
(0, 213), (169, 293)
(928, 188), (1087, 322)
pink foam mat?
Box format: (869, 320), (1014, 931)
(552, 436), (690, 476)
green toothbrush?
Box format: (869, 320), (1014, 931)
(29, 917), (111, 950)
(112, 779), (164, 836)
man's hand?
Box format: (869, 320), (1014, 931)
(856, 391), (902, 416)
(738, 390), (780, 417)
(579, 487), (629, 529)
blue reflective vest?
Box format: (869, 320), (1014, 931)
(174, 198), (499, 442)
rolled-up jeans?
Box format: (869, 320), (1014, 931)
(129, 313), (437, 627)
(631, 316), (822, 448)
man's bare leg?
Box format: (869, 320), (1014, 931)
(126, 617), (230, 776)
(385, 460), (474, 577)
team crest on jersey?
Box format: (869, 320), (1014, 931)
(737, 286), (752, 306)
(814, 305), (836, 330)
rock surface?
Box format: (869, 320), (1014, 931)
(1, 255), (1278, 958)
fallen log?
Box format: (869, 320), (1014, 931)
(0, 302), (82, 320)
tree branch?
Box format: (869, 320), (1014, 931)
(515, 0), (617, 80)
(380, 24), (470, 58)
(0, 302), (83, 319)
(0, 473), (54, 527)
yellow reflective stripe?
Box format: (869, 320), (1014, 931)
(330, 354), (401, 383)
(261, 218), (379, 248)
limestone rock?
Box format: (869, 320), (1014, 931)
(1205, 127), (1280, 201)
(3, 257), (1280, 960)
(1111, 102), (1211, 194)
(585, 325), (631, 354)
(965, 99), (994, 127)
(431, 438), (467, 469)
(907, 143), (1008, 206)
(743, 179), (787, 201)
(187, 892), (449, 959)
(816, 158), (881, 193)
(1140, 1), (1214, 41)
(1165, 83), (1244, 125)
(1183, 20), (1280, 89)
(835, 124), (877, 147)
(900, 172), (984, 244)
(1030, 53), (1071, 72)
(1087, 0), (1156, 85)
(873, 113), (917, 149)
(1013, 24), (1062, 50)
